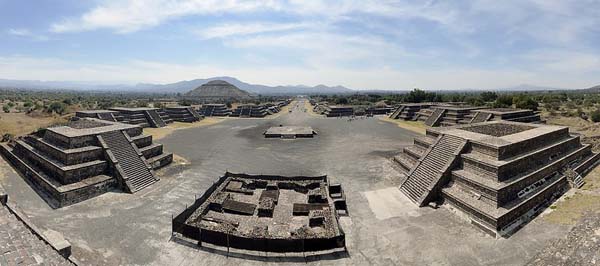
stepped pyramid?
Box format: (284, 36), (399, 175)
(0, 118), (173, 207)
(394, 121), (600, 236)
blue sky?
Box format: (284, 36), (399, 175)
(1, 0), (599, 90)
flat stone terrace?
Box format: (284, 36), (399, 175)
(0, 103), (581, 265)
(0, 196), (73, 266)
(264, 126), (316, 138)
(477, 108), (533, 115)
(430, 121), (566, 153)
(48, 118), (138, 138)
(108, 107), (160, 112)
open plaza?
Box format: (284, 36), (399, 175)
(0, 99), (599, 265)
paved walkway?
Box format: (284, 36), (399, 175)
(0, 205), (72, 266)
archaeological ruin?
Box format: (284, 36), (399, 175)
(393, 120), (600, 236)
(389, 103), (543, 127)
(323, 106), (354, 117)
(172, 172), (347, 254)
(163, 106), (203, 123)
(264, 126), (317, 139)
(109, 107), (170, 128)
(0, 118), (173, 208)
(197, 104), (232, 117)
(230, 104), (270, 118)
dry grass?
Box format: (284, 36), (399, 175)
(171, 154), (190, 166)
(378, 117), (427, 135)
(143, 117), (225, 140)
(265, 101), (293, 119)
(543, 166), (600, 225)
(303, 100), (321, 117)
(0, 112), (69, 137)
(543, 113), (600, 152)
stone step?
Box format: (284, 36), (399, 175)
(404, 145), (425, 160)
(101, 131), (156, 193)
(400, 135), (466, 206)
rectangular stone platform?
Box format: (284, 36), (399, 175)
(172, 172), (347, 253)
(264, 126), (316, 138)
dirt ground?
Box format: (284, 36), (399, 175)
(543, 113), (600, 151)
(0, 112), (69, 137)
(542, 166), (600, 225)
(377, 117), (427, 135)
(143, 118), (226, 140)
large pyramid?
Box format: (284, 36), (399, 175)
(185, 80), (252, 101)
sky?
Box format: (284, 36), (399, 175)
(1, 0), (599, 90)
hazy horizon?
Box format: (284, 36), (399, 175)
(1, 1), (599, 90)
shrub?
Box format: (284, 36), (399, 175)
(46, 101), (66, 115)
(590, 109), (600, 122)
(493, 95), (513, 108)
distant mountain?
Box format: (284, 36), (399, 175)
(498, 84), (571, 91)
(185, 80), (252, 100)
(578, 84), (600, 93)
(134, 76), (354, 95)
(0, 76), (354, 95)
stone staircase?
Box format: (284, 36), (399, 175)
(424, 108), (445, 127)
(101, 131), (157, 193)
(187, 107), (202, 120)
(400, 135), (467, 206)
(145, 110), (166, 127)
(97, 112), (116, 122)
(565, 168), (585, 188)
(389, 106), (405, 119)
(470, 112), (492, 124)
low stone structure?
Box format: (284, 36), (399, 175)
(323, 106), (354, 117)
(389, 103), (434, 120)
(230, 104), (269, 118)
(109, 107), (169, 128)
(172, 172), (347, 254)
(419, 105), (486, 127)
(0, 118), (173, 207)
(264, 126), (317, 139)
(75, 110), (121, 122)
(197, 104), (231, 117)
(393, 121), (600, 237)
(470, 108), (542, 124)
(163, 106), (203, 123)
(390, 103), (543, 127)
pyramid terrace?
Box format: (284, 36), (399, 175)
(394, 121), (599, 236)
(0, 118), (173, 207)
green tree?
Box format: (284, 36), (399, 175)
(405, 89), (436, 103)
(480, 91), (498, 102)
(493, 95), (513, 108)
(514, 95), (539, 111)
(46, 101), (66, 115)
(590, 109), (600, 122)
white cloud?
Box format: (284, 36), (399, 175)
(196, 22), (312, 39)
(6, 28), (49, 41)
(226, 31), (408, 68)
(0, 55), (597, 89)
(50, 0), (282, 33)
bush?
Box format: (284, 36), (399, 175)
(480, 91), (498, 102)
(3, 105), (9, 113)
(493, 95), (513, 108)
(46, 101), (66, 115)
(514, 96), (539, 111)
(590, 109), (600, 122)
